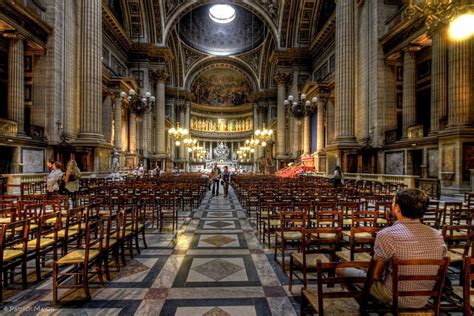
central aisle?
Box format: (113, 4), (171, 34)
(144, 189), (298, 315)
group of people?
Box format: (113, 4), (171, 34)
(46, 158), (81, 207)
(210, 163), (232, 198)
(133, 163), (162, 178)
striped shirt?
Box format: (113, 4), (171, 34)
(374, 218), (447, 308)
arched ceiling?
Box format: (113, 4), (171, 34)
(114, 0), (336, 91)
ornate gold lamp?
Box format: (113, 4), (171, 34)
(405, 0), (474, 40)
(168, 122), (189, 146)
(254, 123), (273, 147)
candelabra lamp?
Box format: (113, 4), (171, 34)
(254, 123), (273, 147)
(120, 89), (155, 117)
(168, 122), (189, 146)
(284, 94), (318, 120)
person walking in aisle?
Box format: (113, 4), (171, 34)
(221, 165), (231, 198)
(65, 159), (81, 208)
(211, 163), (221, 196)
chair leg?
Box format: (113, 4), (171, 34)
(52, 263), (58, 303)
(96, 260), (105, 288)
(113, 247), (120, 272)
(21, 261), (27, 289)
(120, 242), (127, 266)
(129, 238), (134, 259)
(288, 256), (293, 292)
(35, 255), (41, 282)
(134, 233), (141, 254)
(103, 253), (111, 282)
(141, 229), (148, 249)
(83, 265), (91, 301)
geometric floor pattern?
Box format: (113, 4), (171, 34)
(0, 188), (299, 315)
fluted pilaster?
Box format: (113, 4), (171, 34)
(114, 96), (122, 150)
(334, 0), (355, 143)
(129, 112), (137, 153)
(317, 106), (324, 151)
(430, 28), (448, 133)
(179, 105), (185, 159)
(78, 0), (103, 139)
(402, 48), (417, 138)
(152, 69), (168, 156)
(303, 116), (311, 155)
(447, 38), (473, 127)
(274, 73), (290, 158)
(8, 37), (25, 135)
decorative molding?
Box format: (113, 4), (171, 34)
(102, 3), (132, 50)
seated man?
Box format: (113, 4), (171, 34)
(340, 188), (446, 309)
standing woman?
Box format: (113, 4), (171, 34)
(65, 159), (81, 208)
(221, 166), (231, 198)
(47, 162), (63, 199)
(333, 165), (344, 188)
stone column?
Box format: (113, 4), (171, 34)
(114, 96), (122, 150)
(129, 112), (137, 153)
(253, 103), (259, 163)
(430, 28), (448, 133)
(316, 105), (324, 152)
(179, 104), (185, 159)
(78, 0), (103, 140)
(141, 114), (149, 155)
(7, 36), (25, 135)
(447, 38), (473, 127)
(303, 116), (311, 155)
(402, 48), (417, 138)
(274, 73), (289, 158)
(102, 95), (113, 144)
(153, 69), (168, 156)
(334, 0), (356, 143)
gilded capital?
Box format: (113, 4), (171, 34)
(150, 69), (169, 83)
(273, 72), (291, 85)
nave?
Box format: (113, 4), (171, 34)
(3, 186), (299, 315)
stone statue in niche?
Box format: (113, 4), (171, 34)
(108, 148), (122, 180)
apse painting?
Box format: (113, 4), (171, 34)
(191, 68), (252, 106)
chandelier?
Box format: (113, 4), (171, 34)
(120, 89), (155, 117)
(168, 122), (189, 146)
(254, 123), (273, 147)
(188, 146), (206, 160)
(284, 94), (318, 120)
(183, 137), (198, 147)
(237, 146), (251, 162)
(245, 135), (260, 150)
(405, 0), (474, 40)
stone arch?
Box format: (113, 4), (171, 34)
(185, 57), (260, 93)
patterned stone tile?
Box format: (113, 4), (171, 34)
(200, 235), (238, 247)
(190, 258), (245, 282)
(203, 221), (235, 229)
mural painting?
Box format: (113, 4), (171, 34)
(191, 68), (252, 106)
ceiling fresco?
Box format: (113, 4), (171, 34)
(190, 67), (253, 106)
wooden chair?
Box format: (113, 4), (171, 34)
(52, 215), (105, 302)
(337, 226), (378, 262)
(48, 206), (85, 256)
(463, 256), (474, 316)
(0, 220), (29, 302)
(94, 214), (120, 281)
(300, 260), (374, 316)
(288, 227), (342, 291)
(366, 257), (451, 316)
(274, 210), (307, 273)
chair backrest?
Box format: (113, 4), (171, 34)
(349, 226), (378, 261)
(464, 256), (474, 316)
(442, 224), (473, 257)
(315, 209), (343, 228)
(279, 211), (307, 233)
(302, 227), (342, 261)
(351, 210), (377, 227)
(391, 257), (450, 313)
(0, 220), (29, 263)
(316, 259), (374, 316)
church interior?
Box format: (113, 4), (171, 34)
(0, 0), (473, 314)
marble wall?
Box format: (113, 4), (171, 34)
(22, 148), (44, 173)
(427, 148), (439, 178)
(385, 151), (404, 175)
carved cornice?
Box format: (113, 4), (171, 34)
(380, 13), (427, 56)
(130, 43), (174, 63)
(191, 102), (253, 114)
(0, 0), (52, 48)
(102, 3), (132, 50)
(249, 90), (277, 102)
(165, 88), (192, 101)
(190, 130), (254, 140)
(269, 48), (310, 65)
(309, 13), (335, 56)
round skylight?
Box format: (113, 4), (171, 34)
(209, 4), (236, 24)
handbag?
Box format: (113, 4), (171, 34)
(68, 174), (76, 182)
(58, 178), (67, 194)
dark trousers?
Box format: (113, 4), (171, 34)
(223, 181), (229, 197)
(212, 179), (220, 195)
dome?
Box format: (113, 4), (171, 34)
(179, 4), (266, 56)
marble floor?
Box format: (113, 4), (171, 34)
(1, 189), (300, 315)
